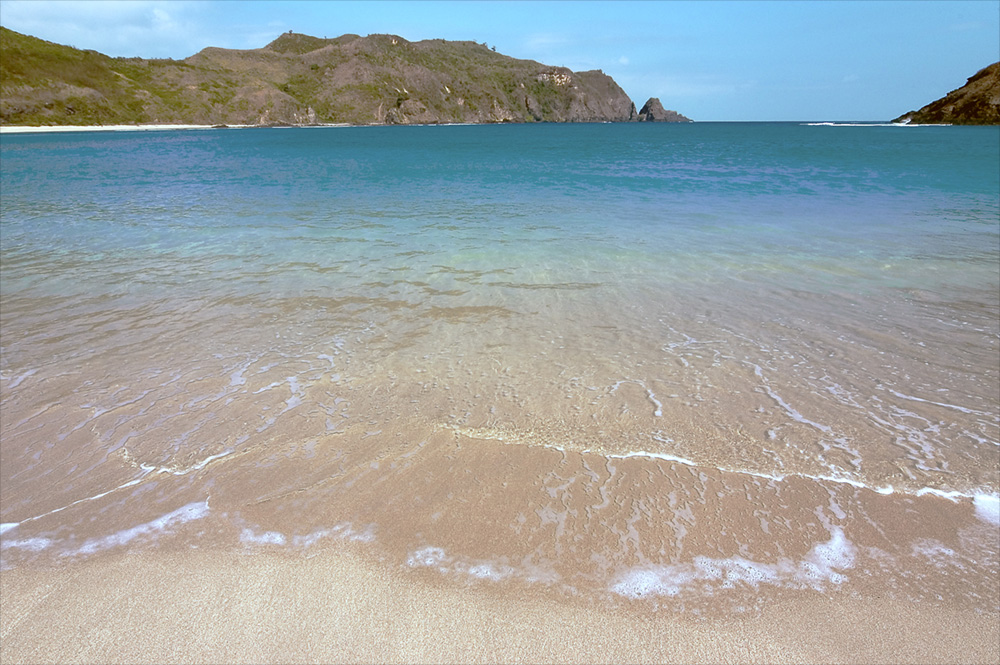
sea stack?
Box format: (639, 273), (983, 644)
(637, 97), (692, 122)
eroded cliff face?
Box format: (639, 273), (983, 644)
(893, 62), (1000, 125)
(1, 28), (650, 126)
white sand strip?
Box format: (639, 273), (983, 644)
(0, 124), (237, 134)
(1, 549), (997, 664)
(0, 123), (350, 134)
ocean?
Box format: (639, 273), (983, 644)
(1, 122), (998, 614)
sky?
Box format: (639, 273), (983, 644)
(1, 0), (997, 121)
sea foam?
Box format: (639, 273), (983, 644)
(67, 500), (210, 557)
(612, 526), (856, 599)
(973, 494), (1000, 526)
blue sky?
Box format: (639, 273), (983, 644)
(1, 1), (997, 121)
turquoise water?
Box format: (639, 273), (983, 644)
(3, 124), (997, 300)
(1, 123), (998, 609)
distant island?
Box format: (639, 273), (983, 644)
(893, 62), (1000, 125)
(0, 27), (691, 127)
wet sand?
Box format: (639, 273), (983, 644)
(2, 548), (997, 665)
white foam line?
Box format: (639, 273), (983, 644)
(915, 487), (969, 501)
(609, 379), (662, 417)
(449, 422), (987, 508)
(646, 388), (663, 418)
(15, 472), (153, 526)
(2, 369), (37, 390)
(10, 447), (235, 528)
(86, 388), (156, 419)
(140, 448), (235, 476)
(67, 500), (210, 557)
(0, 523), (19, 535)
(809, 474), (894, 495)
(753, 365), (832, 434)
(884, 388), (989, 417)
(610, 449), (698, 467)
(0, 124), (257, 134)
(803, 122), (950, 127)
(603, 449), (978, 503)
(281, 376), (304, 413)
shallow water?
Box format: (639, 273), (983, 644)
(1, 123), (998, 612)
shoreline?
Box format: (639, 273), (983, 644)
(2, 549), (997, 665)
(0, 123), (352, 134)
(1, 118), (997, 665)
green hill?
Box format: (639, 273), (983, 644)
(893, 62), (1000, 125)
(0, 27), (645, 126)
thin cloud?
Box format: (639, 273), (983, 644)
(521, 32), (570, 54)
(646, 75), (756, 100)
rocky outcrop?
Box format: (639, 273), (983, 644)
(0, 27), (669, 126)
(893, 62), (1000, 125)
(636, 97), (691, 122)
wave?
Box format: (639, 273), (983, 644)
(1, 501), (210, 557)
(803, 122), (952, 127)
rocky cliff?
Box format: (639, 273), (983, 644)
(893, 62), (1000, 125)
(0, 28), (662, 126)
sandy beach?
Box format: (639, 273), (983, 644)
(0, 124), (354, 134)
(0, 124), (233, 134)
(2, 547), (997, 665)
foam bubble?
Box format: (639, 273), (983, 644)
(348, 524), (376, 543)
(240, 528), (287, 546)
(912, 539), (956, 559)
(612, 569), (677, 598)
(467, 563), (510, 581)
(974, 494), (1000, 526)
(809, 527), (855, 571)
(405, 546), (526, 584)
(611, 527), (856, 599)
(0, 536), (52, 552)
(292, 529), (332, 548)
(284, 522), (376, 548)
(407, 546), (447, 568)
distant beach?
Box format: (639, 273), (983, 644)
(0, 123), (352, 134)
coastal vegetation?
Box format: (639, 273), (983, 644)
(0, 28), (692, 126)
(893, 62), (1000, 125)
